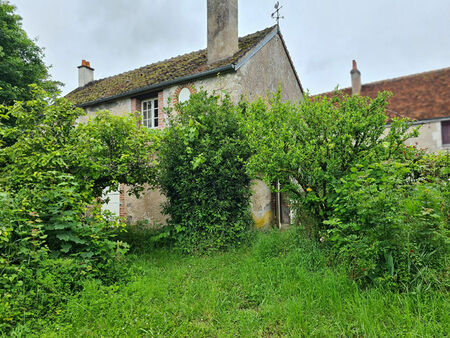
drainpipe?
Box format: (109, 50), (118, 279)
(277, 180), (282, 230)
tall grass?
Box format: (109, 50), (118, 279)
(17, 229), (449, 337)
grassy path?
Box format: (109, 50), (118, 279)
(37, 231), (448, 337)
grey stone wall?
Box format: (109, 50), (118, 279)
(238, 34), (303, 103)
(78, 98), (131, 124)
(404, 120), (450, 152)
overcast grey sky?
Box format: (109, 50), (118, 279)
(13, 0), (450, 96)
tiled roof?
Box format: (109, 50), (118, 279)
(316, 67), (450, 121)
(66, 26), (276, 106)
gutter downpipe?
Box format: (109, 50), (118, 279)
(277, 180), (282, 230)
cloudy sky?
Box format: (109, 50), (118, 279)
(13, 0), (450, 96)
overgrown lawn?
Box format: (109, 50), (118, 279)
(21, 230), (449, 337)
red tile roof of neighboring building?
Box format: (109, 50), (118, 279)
(316, 67), (450, 121)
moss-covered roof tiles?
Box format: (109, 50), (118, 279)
(66, 26), (276, 106)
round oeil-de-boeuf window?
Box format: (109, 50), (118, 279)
(178, 87), (191, 103)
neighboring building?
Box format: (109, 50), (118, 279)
(66, 0), (303, 228)
(318, 61), (450, 152)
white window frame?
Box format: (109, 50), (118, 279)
(141, 98), (159, 128)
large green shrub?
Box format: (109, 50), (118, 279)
(0, 88), (159, 255)
(159, 91), (252, 253)
(0, 2), (59, 107)
(243, 89), (449, 291)
(325, 151), (449, 291)
(0, 88), (160, 332)
(244, 90), (417, 234)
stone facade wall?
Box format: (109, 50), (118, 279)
(121, 184), (168, 226)
(385, 120), (450, 153)
(84, 98), (131, 118)
(238, 34), (302, 103)
(164, 71), (242, 106)
(405, 120), (450, 153)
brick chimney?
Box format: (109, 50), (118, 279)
(350, 60), (361, 95)
(207, 0), (239, 65)
(78, 60), (94, 87)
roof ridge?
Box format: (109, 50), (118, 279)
(331, 66), (450, 93)
(361, 66), (450, 87)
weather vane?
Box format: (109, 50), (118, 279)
(271, 1), (284, 26)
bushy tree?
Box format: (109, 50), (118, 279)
(244, 89), (449, 290)
(0, 87), (160, 256)
(0, 88), (161, 330)
(0, 1), (59, 105)
(159, 91), (252, 253)
(244, 90), (417, 232)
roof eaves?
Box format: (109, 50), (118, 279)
(408, 115), (450, 125)
(78, 64), (235, 108)
(277, 29), (304, 95)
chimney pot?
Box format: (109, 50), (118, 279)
(78, 59), (94, 87)
(207, 0), (239, 65)
(350, 59), (361, 95)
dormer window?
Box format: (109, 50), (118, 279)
(142, 98), (158, 128)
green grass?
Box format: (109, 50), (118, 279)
(20, 230), (450, 337)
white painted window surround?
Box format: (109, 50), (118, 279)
(142, 98), (159, 128)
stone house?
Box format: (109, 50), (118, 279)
(66, 0), (303, 228)
(319, 61), (450, 152)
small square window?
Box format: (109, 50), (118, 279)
(442, 120), (450, 145)
(141, 98), (159, 128)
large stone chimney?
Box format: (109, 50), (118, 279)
(350, 60), (361, 95)
(207, 0), (239, 65)
(78, 60), (94, 87)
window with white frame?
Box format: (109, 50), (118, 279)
(142, 98), (158, 128)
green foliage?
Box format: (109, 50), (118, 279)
(74, 110), (161, 197)
(0, 88), (159, 255)
(0, 190), (88, 332)
(325, 151), (449, 291)
(243, 89), (448, 291)
(244, 90), (417, 228)
(0, 256), (87, 333)
(0, 1), (60, 149)
(0, 1), (59, 105)
(0, 89), (161, 332)
(118, 221), (172, 254)
(159, 91), (252, 253)
(29, 231), (449, 336)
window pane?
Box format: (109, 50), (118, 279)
(154, 107), (158, 118)
(154, 99), (158, 108)
(442, 120), (450, 145)
(154, 118), (158, 127)
(143, 101), (147, 110)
